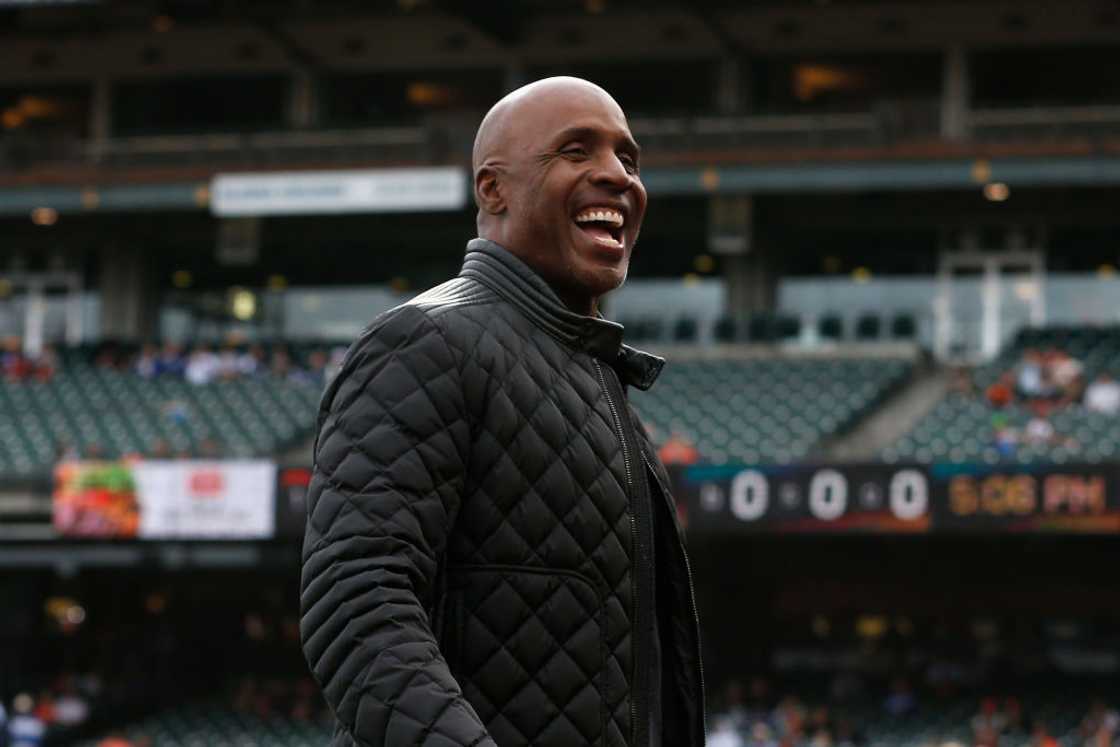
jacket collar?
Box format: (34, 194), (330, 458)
(460, 238), (664, 391)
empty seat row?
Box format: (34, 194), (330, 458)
(633, 357), (912, 465)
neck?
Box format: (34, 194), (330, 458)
(476, 231), (600, 317)
(556, 288), (598, 317)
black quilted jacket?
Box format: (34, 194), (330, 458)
(301, 239), (705, 747)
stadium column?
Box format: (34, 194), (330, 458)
(98, 245), (157, 341)
(289, 68), (319, 129)
(709, 195), (776, 322)
(941, 44), (970, 140)
(714, 56), (749, 115)
(90, 77), (112, 160)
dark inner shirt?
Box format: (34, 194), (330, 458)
(647, 465), (663, 746)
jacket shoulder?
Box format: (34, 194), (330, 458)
(406, 276), (499, 318)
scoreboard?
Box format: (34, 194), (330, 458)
(679, 463), (1120, 534)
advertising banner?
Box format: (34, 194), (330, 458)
(211, 167), (467, 216)
(54, 460), (276, 539)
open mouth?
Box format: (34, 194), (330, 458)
(573, 206), (625, 249)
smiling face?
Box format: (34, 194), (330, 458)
(473, 78), (648, 314)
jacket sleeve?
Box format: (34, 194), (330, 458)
(300, 305), (494, 747)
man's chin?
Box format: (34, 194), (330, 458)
(574, 263), (628, 302)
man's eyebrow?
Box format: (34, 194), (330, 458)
(552, 125), (641, 156)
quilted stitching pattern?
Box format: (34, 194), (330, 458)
(301, 244), (702, 747)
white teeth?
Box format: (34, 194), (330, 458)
(574, 207), (624, 226)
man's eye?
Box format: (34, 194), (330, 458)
(562, 146), (587, 158)
(620, 155), (638, 172)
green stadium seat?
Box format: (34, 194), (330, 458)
(0, 347), (324, 480)
(632, 355), (912, 464)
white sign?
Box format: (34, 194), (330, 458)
(133, 460), (276, 539)
(210, 167), (467, 216)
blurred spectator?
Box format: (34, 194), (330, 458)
(971, 697), (1007, 747)
(746, 722), (778, 747)
(270, 346), (294, 379)
(197, 438), (221, 459)
(990, 414), (1019, 460)
(31, 345), (57, 382)
(7, 694), (44, 747)
(806, 705), (834, 746)
(708, 716), (745, 747)
(185, 345), (220, 385)
(1030, 720), (1058, 747)
(2, 336), (32, 381)
(949, 365), (975, 396)
(302, 349), (329, 389)
(94, 345), (121, 371)
(32, 693), (53, 725)
(217, 343), (241, 380)
(52, 683), (88, 728)
(1079, 699), (1119, 743)
(149, 439), (172, 459)
(883, 677), (916, 717)
(1002, 696), (1025, 737)
(96, 736), (136, 747)
(1084, 373), (1120, 415)
(1024, 415), (1056, 446)
(1016, 349), (1049, 399)
(160, 398), (189, 426)
(772, 695), (806, 741)
(238, 344), (266, 377)
(985, 373), (1014, 409)
(716, 679), (751, 734)
(833, 717), (861, 747)
(1049, 350), (1084, 403)
(134, 343), (159, 379)
(156, 342), (186, 378)
(658, 432), (701, 466)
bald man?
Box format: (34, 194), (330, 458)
(301, 77), (706, 747)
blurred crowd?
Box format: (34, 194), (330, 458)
(0, 672), (95, 747)
(1, 337), (57, 383)
(2, 335), (349, 391)
(118, 341), (344, 390)
(981, 348), (1120, 417)
(706, 676), (1120, 747)
(949, 347), (1120, 459)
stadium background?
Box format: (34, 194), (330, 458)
(3, 0), (1120, 745)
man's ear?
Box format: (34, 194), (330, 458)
(475, 165), (506, 215)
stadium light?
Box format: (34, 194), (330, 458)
(230, 288), (257, 320)
(31, 206), (58, 226)
(983, 182), (1010, 201)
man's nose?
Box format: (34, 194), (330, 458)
(590, 152), (633, 189)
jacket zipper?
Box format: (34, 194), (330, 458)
(642, 451), (707, 745)
(593, 359), (651, 747)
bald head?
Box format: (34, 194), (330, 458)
(472, 77), (623, 176)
